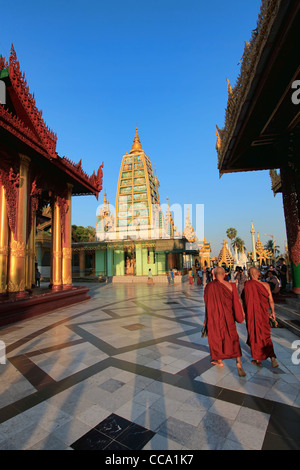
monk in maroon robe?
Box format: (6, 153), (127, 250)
(243, 267), (278, 368)
(204, 267), (246, 377)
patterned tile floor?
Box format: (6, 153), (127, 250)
(0, 281), (299, 450)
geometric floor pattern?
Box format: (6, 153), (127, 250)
(0, 281), (300, 450)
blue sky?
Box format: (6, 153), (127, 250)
(1, 0), (287, 257)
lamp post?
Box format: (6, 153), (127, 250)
(250, 222), (257, 265)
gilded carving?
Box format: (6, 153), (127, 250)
(10, 240), (26, 258)
(7, 279), (25, 293)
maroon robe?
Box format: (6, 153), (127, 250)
(204, 280), (244, 360)
(243, 280), (276, 361)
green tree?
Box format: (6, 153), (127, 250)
(233, 236), (246, 252)
(72, 225), (95, 242)
(264, 239), (280, 256)
(226, 227), (237, 243)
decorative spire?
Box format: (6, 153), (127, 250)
(183, 208), (197, 242)
(130, 127), (143, 154)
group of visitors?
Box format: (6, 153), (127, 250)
(203, 265), (280, 377)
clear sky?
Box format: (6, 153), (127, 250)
(1, 0), (287, 257)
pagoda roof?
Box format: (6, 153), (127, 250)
(0, 45), (103, 199)
(217, 239), (234, 266)
(216, 1), (300, 178)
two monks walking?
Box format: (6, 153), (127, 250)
(204, 266), (278, 377)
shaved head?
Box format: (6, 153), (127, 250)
(214, 267), (225, 279)
(249, 267), (259, 279)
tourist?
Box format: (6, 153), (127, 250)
(266, 270), (280, 294)
(203, 266), (246, 377)
(277, 258), (287, 291)
(170, 269), (175, 285)
(235, 266), (247, 298)
(188, 269), (193, 285)
(243, 267), (278, 368)
(197, 268), (203, 285)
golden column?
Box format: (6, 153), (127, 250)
(26, 212), (36, 289)
(79, 247), (85, 277)
(8, 154), (30, 296)
(51, 197), (62, 291)
(62, 183), (73, 289)
(0, 184), (9, 294)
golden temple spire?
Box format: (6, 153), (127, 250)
(130, 127), (143, 154)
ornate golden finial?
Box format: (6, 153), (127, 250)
(250, 221), (255, 233)
(215, 128), (221, 149)
(226, 78), (232, 95)
(130, 127), (143, 154)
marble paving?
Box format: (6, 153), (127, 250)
(0, 281), (299, 450)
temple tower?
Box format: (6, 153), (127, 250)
(115, 128), (163, 239)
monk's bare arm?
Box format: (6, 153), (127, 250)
(258, 281), (276, 318)
(265, 283), (276, 318)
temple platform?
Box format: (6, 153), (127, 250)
(0, 284), (90, 327)
(275, 294), (300, 337)
(0, 281), (299, 450)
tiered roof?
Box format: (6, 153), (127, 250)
(0, 44), (103, 198)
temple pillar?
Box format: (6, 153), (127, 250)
(8, 154), (30, 296)
(26, 211), (36, 289)
(280, 162), (300, 294)
(62, 183), (73, 289)
(51, 197), (62, 291)
(79, 247), (85, 277)
(0, 185), (9, 294)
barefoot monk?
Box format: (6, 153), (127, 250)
(204, 267), (246, 377)
(243, 267), (278, 368)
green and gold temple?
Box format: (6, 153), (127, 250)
(72, 129), (212, 282)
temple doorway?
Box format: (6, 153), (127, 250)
(125, 250), (135, 275)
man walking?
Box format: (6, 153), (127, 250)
(204, 267), (246, 377)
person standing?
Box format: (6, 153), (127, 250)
(278, 258), (287, 291)
(243, 267), (279, 368)
(235, 267), (247, 298)
(203, 267), (246, 377)
(35, 266), (41, 287)
(147, 268), (153, 285)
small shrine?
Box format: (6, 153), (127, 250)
(249, 232), (273, 265)
(217, 239), (234, 268)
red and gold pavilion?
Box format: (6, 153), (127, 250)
(216, 0), (300, 294)
(0, 45), (103, 324)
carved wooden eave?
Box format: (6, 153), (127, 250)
(269, 169), (282, 195)
(216, 0), (300, 175)
(0, 45), (103, 199)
